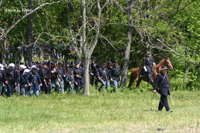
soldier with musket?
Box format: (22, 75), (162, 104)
(74, 61), (84, 94)
(153, 66), (171, 112)
(26, 65), (42, 97)
(65, 67), (77, 94)
(98, 63), (110, 92)
(143, 51), (155, 83)
(42, 62), (50, 94)
(20, 69), (30, 96)
(5, 63), (18, 97)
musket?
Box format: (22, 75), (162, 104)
(93, 61), (104, 85)
(49, 61), (52, 90)
(42, 68), (48, 88)
(56, 68), (62, 89)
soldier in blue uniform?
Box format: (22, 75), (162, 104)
(110, 60), (121, 92)
(53, 62), (65, 93)
(0, 64), (6, 96)
(65, 68), (77, 94)
(5, 63), (18, 97)
(153, 66), (171, 112)
(143, 51), (155, 83)
(20, 69), (30, 96)
(90, 57), (99, 88)
(98, 63), (110, 92)
(26, 65), (42, 97)
(74, 61), (84, 94)
(42, 62), (50, 94)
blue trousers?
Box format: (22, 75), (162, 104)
(111, 80), (120, 93)
(6, 84), (14, 97)
(159, 95), (170, 111)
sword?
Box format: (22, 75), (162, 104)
(170, 95), (174, 105)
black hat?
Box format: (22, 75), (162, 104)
(81, 59), (85, 62)
(113, 60), (118, 63)
(54, 61), (57, 64)
(36, 61), (40, 64)
(50, 62), (54, 65)
(108, 62), (112, 65)
(43, 62), (48, 65)
(69, 67), (73, 71)
(102, 63), (106, 66)
(31, 61), (35, 63)
(58, 62), (63, 65)
(75, 61), (79, 64)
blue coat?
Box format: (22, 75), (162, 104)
(143, 56), (154, 73)
(6, 69), (18, 85)
(20, 74), (28, 88)
(26, 71), (42, 90)
(98, 67), (110, 80)
(110, 66), (121, 81)
(153, 72), (170, 96)
(74, 67), (84, 87)
(0, 70), (6, 84)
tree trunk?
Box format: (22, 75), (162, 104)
(26, 0), (34, 65)
(1, 38), (8, 65)
(121, 0), (134, 88)
(84, 53), (90, 95)
(183, 49), (197, 82)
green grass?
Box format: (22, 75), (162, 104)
(0, 86), (200, 133)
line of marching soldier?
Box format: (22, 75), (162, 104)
(0, 57), (121, 97)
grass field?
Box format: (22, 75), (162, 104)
(0, 84), (200, 133)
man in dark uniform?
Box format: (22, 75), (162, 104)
(74, 61), (84, 94)
(42, 62), (50, 94)
(110, 60), (121, 92)
(65, 68), (77, 94)
(5, 63), (18, 97)
(90, 57), (99, 88)
(153, 66), (171, 112)
(26, 65), (42, 97)
(0, 64), (6, 96)
(36, 61), (43, 92)
(98, 63), (110, 92)
(53, 62), (65, 93)
(20, 69), (30, 96)
(143, 51), (155, 83)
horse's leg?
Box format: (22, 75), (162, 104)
(128, 73), (135, 89)
(136, 78), (142, 88)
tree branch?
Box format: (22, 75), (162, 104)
(0, 0), (7, 7)
(5, 0), (64, 35)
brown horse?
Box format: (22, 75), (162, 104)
(128, 57), (173, 89)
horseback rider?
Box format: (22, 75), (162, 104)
(143, 51), (155, 83)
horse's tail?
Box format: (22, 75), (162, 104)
(128, 69), (135, 88)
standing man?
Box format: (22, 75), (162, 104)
(42, 62), (50, 94)
(74, 61), (84, 94)
(153, 66), (171, 112)
(143, 51), (155, 83)
(98, 63), (110, 92)
(5, 63), (18, 97)
(65, 68), (77, 94)
(110, 60), (121, 92)
(0, 64), (6, 96)
(26, 65), (42, 97)
(55, 62), (65, 93)
(90, 57), (99, 89)
(20, 69), (30, 96)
